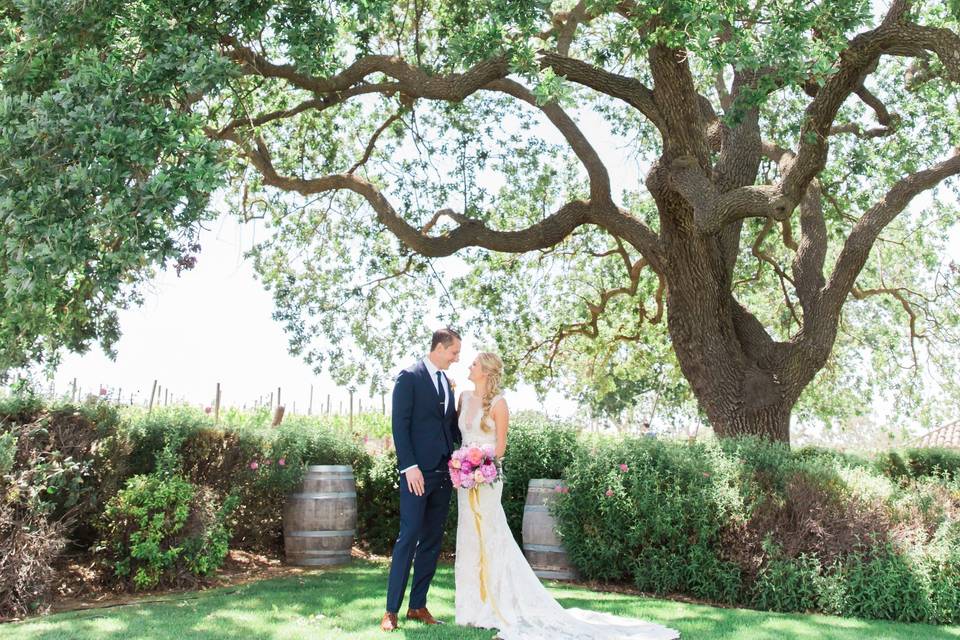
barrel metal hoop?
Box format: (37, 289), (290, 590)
(286, 529), (356, 538)
(533, 569), (576, 579)
(287, 557), (351, 566)
(527, 479), (563, 487)
(288, 492), (358, 499)
(306, 465), (354, 473)
(523, 543), (565, 553)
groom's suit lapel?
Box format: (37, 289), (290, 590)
(416, 360), (445, 417)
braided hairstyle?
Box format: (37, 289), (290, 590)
(476, 352), (504, 433)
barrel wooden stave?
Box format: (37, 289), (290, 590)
(521, 478), (577, 580)
(284, 465), (357, 566)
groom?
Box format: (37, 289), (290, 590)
(380, 328), (462, 632)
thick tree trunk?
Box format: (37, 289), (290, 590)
(651, 168), (799, 444)
(664, 271), (796, 444)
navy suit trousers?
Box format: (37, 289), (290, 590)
(385, 467), (452, 613)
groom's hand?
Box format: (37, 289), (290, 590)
(405, 467), (425, 496)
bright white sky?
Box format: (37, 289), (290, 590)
(46, 211), (585, 417)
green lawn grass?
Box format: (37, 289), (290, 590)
(3, 560), (960, 640)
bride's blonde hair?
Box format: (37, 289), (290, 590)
(476, 352), (503, 433)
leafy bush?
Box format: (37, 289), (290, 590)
(100, 449), (236, 589)
(553, 437), (744, 602)
(840, 545), (930, 622)
(751, 545), (825, 613)
(550, 433), (960, 621)
(9, 388), (960, 624)
(877, 448), (960, 482)
(500, 412), (581, 543)
(0, 397), (110, 616)
(108, 406), (371, 553)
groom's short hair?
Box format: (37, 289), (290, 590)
(431, 327), (461, 351)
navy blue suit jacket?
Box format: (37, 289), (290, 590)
(392, 360), (461, 472)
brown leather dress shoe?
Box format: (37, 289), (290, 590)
(406, 607), (444, 625)
(380, 611), (398, 632)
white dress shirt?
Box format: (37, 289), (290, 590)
(401, 357), (452, 475)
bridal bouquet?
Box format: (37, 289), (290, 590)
(448, 444), (501, 489)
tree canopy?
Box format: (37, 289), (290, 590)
(1, 0), (959, 440)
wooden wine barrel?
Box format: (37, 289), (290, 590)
(522, 478), (577, 580)
(283, 465), (357, 566)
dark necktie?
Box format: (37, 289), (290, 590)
(436, 371), (445, 413)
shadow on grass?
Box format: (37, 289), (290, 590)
(3, 561), (960, 640)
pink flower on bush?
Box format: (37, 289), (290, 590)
(619, 464), (629, 473)
(702, 472), (711, 478)
(204, 406), (212, 414)
(278, 458), (286, 467)
(554, 484), (564, 493)
(605, 488), (614, 497)
(249, 461), (259, 470)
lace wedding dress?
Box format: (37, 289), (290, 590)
(454, 390), (680, 640)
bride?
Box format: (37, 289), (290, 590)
(454, 352), (680, 640)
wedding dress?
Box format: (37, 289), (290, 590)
(454, 390), (680, 640)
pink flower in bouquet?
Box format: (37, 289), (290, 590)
(467, 446), (484, 466)
(482, 444), (496, 458)
(605, 488), (614, 497)
(461, 460), (474, 474)
(450, 469), (462, 488)
(249, 461), (259, 470)
(480, 463), (497, 482)
(460, 473), (476, 489)
(450, 458), (462, 470)
(619, 464), (629, 473)
(473, 469), (484, 484)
